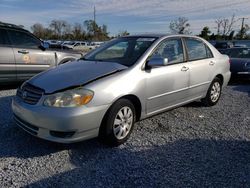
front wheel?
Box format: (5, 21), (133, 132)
(99, 99), (136, 147)
(202, 78), (222, 106)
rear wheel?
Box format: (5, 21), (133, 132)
(99, 99), (136, 146)
(202, 77), (222, 106)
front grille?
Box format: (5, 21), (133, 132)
(14, 114), (39, 136)
(17, 83), (44, 105)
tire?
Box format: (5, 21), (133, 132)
(99, 99), (136, 147)
(201, 77), (222, 106)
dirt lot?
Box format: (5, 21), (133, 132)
(0, 82), (250, 187)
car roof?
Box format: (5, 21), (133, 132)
(124, 34), (205, 40)
(0, 21), (29, 33)
(124, 34), (167, 38)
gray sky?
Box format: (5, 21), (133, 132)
(0, 0), (250, 35)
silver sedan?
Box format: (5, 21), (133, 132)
(12, 34), (231, 146)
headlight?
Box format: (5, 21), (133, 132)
(43, 88), (94, 108)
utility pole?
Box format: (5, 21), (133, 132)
(239, 17), (249, 39)
(93, 6), (96, 39)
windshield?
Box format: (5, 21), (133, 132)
(225, 48), (250, 58)
(83, 37), (157, 67)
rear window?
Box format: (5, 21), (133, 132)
(226, 48), (250, 58)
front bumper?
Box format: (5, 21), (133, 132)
(12, 97), (109, 143)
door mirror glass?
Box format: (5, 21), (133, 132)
(147, 57), (168, 67)
(40, 41), (49, 50)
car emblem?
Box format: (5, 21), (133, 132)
(22, 91), (28, 99)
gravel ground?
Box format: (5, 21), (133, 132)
(0, 83), (250, 187)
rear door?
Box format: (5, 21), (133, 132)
(184, 37), (215, 98)
(0, 28), (16, 83)
(7, 29), (55, 81)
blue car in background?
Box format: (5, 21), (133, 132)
(224, 47), (250, 78)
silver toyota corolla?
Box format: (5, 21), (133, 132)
(12, 34), (231, 146)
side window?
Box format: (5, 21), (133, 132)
(206, 46), (213, 58)
(8, 30), (40, 48)
(186, 38), (208, 61)
(152, 38), (184, 64)
(0, 29), (10, 45)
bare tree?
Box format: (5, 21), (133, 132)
(63, 23), (72, 39)
(30, 19), (110, 40)
(215, 14), (236, 37)
(117, 30), (130, 37)
(222, 14), (236, 36)
(169, 17), (191, 34)
(49, 20), (67, 37)
(72, 23), (85, 40)
(215, 19), (223, 35)
(31, 23), (45, 39)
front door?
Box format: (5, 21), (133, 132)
(7, 29), (55, 81)
(145, 38), (190, 115)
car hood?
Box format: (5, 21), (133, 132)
(28, 60), (127, 94)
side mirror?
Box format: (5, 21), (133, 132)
(147, 57), (168, 68)
(39, 41), (50, 51)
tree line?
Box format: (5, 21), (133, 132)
(31, 19), (126, 41)
(31, 15), (249, 41)
(169, 15), (250, 40)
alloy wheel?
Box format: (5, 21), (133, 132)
(113, 106), (133, 140)
(210, 82), (221, 102)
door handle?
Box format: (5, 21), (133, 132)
(18, 50), (29, 54)
(209, 61), (215, 65)
(181, 66), (189, 71)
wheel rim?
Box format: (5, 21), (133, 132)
(113, 106), (133, 140)
(210, 82), (221, 102)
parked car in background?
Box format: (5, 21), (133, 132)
(12, 34), (231, 146)
(214, 41), (233, 53)
(233, 40), (250, 48)
(62, 41), (77, 49)
(0, 22), (82, 84)
(90, 41), (104, 48)
(223, 47), (250, 77)
(45, 40), (63, 49)
(72, 42), (94, 52)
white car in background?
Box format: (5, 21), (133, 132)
(73, 42), (95, 51)
(90, 41), (104, 48)
(63, 41), (87, 49)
